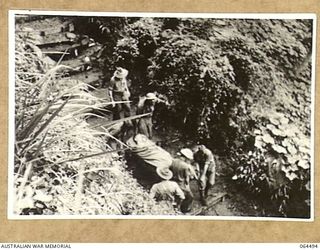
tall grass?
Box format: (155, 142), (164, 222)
(13, 30), (178, 216)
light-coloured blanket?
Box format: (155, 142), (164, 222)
(127, 134), (173, 169)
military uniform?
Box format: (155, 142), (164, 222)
(109, 77), (131, 120)
(109, 68), (131, 120)
(136, 98), (155, 138)
(170, 158), (195, 213)
(193, 146), (216, 205)
(150, 180), (185, 207)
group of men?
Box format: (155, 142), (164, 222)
(108, 67), (165, 139)
(150, 145), (216, 213)
(107, 67), (216, 213)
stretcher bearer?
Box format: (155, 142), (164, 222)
(170, 148), (198, 213)
(109, 67), (131, 120)
(193, 144), (216, 206)
(150, 167), (185, 209)
(136, 92), (158, 139)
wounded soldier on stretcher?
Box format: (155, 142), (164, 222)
(126, 134), (198, 214)
(126, 134), (172, 168)
(126, 134), (173, 186)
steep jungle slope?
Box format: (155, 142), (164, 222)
(106, 17), (313, 217)
(13, 16), (179, 216)
(13, 15), (313, 218)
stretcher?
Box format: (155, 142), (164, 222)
(126, 134), (173, 187)
(126, 134), (173, 169)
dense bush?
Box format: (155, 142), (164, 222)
(15, 16), (313, 217)
(232, 110), (311, 217)
(14, 30), (178, 216)
(149, 31), (242, 146)
(112, 18), (163, 95)
(113, 18), (244, 148)
(110, 17), (312, 217)
(228, 20), (312, 217)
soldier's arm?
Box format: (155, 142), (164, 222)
(188, 165), (198, 180)
(175, 184), (185, 200)
(124, 80), (130, 97)
(199, 163), (209, 184)
(203, 149), (214, 173)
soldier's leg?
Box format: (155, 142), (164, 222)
(205, 167), (216, 197)
(137, 119), (149, 137)
(180, 188), (194, 213)
(112, 94), (122, 120)
(208, 166), (216, 187)
(112, 103), (121, 120)
(122, 98), (131, 118)
(146, 118), (153, 139)
(198, 176), (207, 206)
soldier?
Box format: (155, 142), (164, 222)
(193, 144), (216, 206)
(150, 167), (185, 209)
(109, 67), (131, 120)
(136, 92), (159, 139)
(170, 148), (197, 213)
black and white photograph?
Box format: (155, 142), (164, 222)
(8, 11), (315, 220)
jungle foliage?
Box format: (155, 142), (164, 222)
(14, 27), (178, 216)
(106, 17), (312, 217)
(15, 16), (313, 218)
